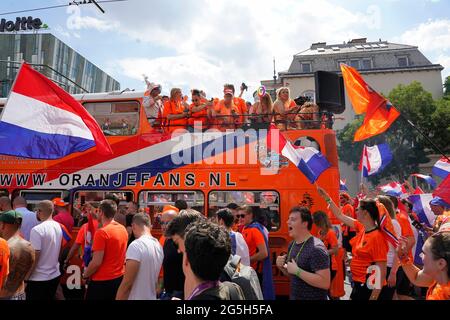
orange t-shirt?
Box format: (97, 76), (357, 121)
(0, 238), (10, 289)
(163, 100), (188, 133)
(350, 220), (388, 283)
(318, 229), (338, 271)
(189, 99), (209, 128)
(242, 226), (266, 270)
(91, 221), (128, 281)
(426, 281), (450, 300)
(396, 211), (414, 260)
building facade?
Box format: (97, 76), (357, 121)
(0, 33), (120, 97)
(265, 38), (444, 194)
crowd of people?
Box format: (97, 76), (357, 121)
(0, 185), (449, 301)
(142, 81), (324, 132)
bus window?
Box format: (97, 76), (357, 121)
(73, 190), (134, 226)
(138, 191), (205, 230)
(0, 189), (8, 197)
(84, 101), (139, 136)
(208, 190), (280, 232)
(19, 190), (68, 212)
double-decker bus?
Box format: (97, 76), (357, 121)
(0, 90), (342, 297)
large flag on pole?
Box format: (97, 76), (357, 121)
(0, 62), (112, 159)
(359, 143), (393, 177)
(267, 125), (330, 183)
(340, 64), (400, 141)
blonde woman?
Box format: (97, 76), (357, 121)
(163, 88), (190, 133)
(273, 87), (300, 129)
(252, 93), (274, 125)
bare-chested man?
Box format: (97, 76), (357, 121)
(0, 210), (35, 300)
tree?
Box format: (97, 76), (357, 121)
(337, 81), (442, 185)
(444, 76), (450, 99)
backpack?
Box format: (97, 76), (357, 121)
(222, 255), (264, 300)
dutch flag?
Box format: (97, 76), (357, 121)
(359, 143), (393, 177)
(0, 62), (112, 159)
(411, 174), (437, 189)
(379, 182), (406, 197)
(267, 126), (330, 183)
(340, 179), (348, 191)
(432, 157), (450, 180)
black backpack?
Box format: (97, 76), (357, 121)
(222, 255), (264, 300)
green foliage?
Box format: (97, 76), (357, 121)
(444, 76), (450, 99)
(337, 81), (446, 184)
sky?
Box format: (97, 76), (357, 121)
(1, 0), (450, 100)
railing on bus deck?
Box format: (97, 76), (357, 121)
(146, 111), (335, 132)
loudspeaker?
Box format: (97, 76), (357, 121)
(314, 70), (345, 114)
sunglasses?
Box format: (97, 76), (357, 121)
(236, 214), (246, 219)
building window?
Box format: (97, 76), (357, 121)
(301, 62), (312, 73)
(337, 60), (346, 69)
(362, 59), (372, 69)
(350, 60), (360, 69)
(398, 56), (409, 67)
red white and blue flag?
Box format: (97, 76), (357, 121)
(359, 143), (392, 177)
(267, 126), (330, 183)
(379, 182), (406, 197)
(0, 62), (112, 159)
(411, 174), (437, 189)
(340, 179), (348, 191)
(407, 193), (436, 266)
(432, 157), (450, 180)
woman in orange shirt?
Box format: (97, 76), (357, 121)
(397, 229), (449, 300)
(189, 89), (213, 131)
(273, 87), (300, 130)
(163, 88), (191, 134)
(317, 186), (388, 300)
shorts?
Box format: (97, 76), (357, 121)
(396, 267), (413, 296)
(379, 267), (396, 300)
(85, 276), (123, 300)
(350, 282), (372, 301)
(25, 276), (61, 300)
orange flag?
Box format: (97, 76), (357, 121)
(340, 64), (385, 114)
(340, 64), (400, 141)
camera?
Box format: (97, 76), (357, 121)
(241, 82), (248, 91)
(294, 95), (311, 106)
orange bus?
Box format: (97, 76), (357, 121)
(0, 91), (342, 297)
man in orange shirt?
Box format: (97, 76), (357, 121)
(224, 84), (247, 119)
(387, 195), (416, 300)
(212, 89), (242, 130)
(83, 199), (128, 300)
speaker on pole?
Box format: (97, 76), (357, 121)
(314, 70), (345, 114)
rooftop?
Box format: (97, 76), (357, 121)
(295, 38), (417, 56)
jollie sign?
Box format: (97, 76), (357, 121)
(0, 17), (43, 32)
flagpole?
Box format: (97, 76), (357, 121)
(399, 113), (450, 162)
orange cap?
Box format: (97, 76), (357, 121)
(162, 205), (179, 214)
(52, 197), (68, 207)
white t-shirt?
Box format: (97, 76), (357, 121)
(231, 231), (251, 267)
(29, 220), (62, 281)
(16, 206), (40, 241)
(387, 219), (402, 268)
(126, 234), (163, 300)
